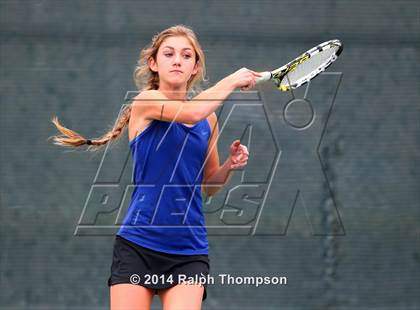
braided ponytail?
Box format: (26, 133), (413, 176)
(49, 104), (132, 151)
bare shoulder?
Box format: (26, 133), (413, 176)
(131, 90), (164, 118)
(134, 89), (167, 101)
(128, 91), (162, 140)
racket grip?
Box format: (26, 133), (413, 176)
(255, 71), (272, 84)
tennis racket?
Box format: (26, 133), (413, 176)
(256, 39), (343, 91)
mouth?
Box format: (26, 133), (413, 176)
(170, 70), (183, 74)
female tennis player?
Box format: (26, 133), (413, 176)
(50, 25), (260, 310)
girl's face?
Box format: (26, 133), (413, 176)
(149, 36), (198, 89)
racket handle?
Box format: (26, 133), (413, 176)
(255, 71), (272, 84)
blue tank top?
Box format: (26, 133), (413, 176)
(117, 117), (211, 255)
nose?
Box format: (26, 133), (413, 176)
(173, 53), (182, 66)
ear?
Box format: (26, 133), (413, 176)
(191, 61), (199, 75)
(148, 57), (158, 73)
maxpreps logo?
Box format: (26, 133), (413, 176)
(74, 73), (344, 237)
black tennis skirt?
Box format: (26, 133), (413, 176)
(107, 235), (210, 301)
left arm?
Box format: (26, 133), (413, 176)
(202, 112), (249, 197)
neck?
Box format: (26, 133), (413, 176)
(158, 81), (188, 101)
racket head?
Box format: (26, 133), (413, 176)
(270, 39), (343, 91)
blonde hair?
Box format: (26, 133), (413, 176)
(49, 25), (206, 151)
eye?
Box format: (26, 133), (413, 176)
(184, 54), (192, 59)
(164, 53), (173, 57)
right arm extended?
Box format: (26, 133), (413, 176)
(131, 68), (261, 124)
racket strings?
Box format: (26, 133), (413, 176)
(282, 47), (339, 87)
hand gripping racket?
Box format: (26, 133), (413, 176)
(256, 39), (343, 91)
